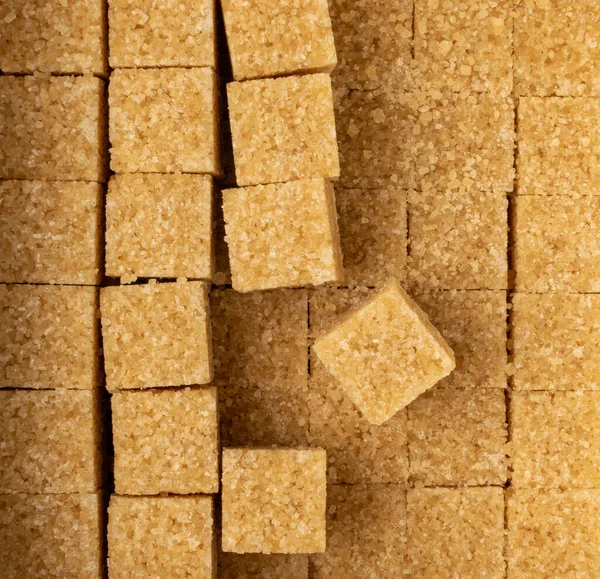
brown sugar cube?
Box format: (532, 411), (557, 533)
(219, 553), (308, 579)
(0, 285), (99, 389)
(336, 187), (408, 286)
(510, 391), (600, 488)
(313, 279), (455, 425)
(408, 188), (508, 291)
(222, 448), (326, 554)
(0, 390), (100, 493)
(106, 174), (213, 280)
(310, 484), (406, 578)
(507, 489), (600, 578)
(515, 0), (600, 96)
(227, 74), (339, 186)
(513, 293), (600, 391)
(0, 180), (102, 285)
(518, 97), (600, 195)
(0, 493), (102, 579)
(412, 91), (515, 192)
(0, 76), (106, 181)
(101, 281), (212, 391)
(0, 0), (106, 74)
(109, 0), (215, 68)
(221, 0), (336, 81)
(108, 495), (214, 578)
(408, 388), (508, 486)
(109, 68), (219, 175)
(514, 195), (600, 292)
(414, 0), (513, 94)
(407, 487), (505, 578)
(223, 179), (343, 292)
(335, 89), (413, 189)
(413, 290), (507, 389)
(329, 0), (412, 91)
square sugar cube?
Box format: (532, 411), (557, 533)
(106, 174), (213, 280)
(0, 493), (102, 579)
(221, 0), (336, 81)
(112, 387), (218, 495)
(0, 390), (101, 493)
(223, 179), (343, 292)
(101, 281), (212, 391)
(0, 285), (99, 389)
(313, 279), (455, 425)
(108, 495), (214, 578)
(109, 68), (219, 175)
(227, 74), (339, 186)
(219, 553), (308, 579)
(222, 448), (326, 554)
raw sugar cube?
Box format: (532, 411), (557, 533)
(0, 180), (102, 285)
(313, 279), (455, 425)
(227, 74), (339, 186)
(109, 68), (219, 175)
(0, 493), (102, 579)
(219, 553), (308, 579)
(101, 281), (212, 391)
(0, 285), (99, 389)
(507, 489), (600, 578)
(514, 195), (600, 292)
(108, 495), (214, 578)
(106, 174), (213, 280)
(112, 387), (218, 495)
(513, 293), (600, 391)
(109, 0), (215, 68)
(221, 0), (336, 81)
(0, 390), (100, 493)
(407, 488), (505, 579)
(223, 179), (343, 292)
(221, 448), (326, 554)
(510, 391), (600, 488)
(0, 76), (106, 181)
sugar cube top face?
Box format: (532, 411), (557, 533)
(112, 387), (219, 495)
(0, 0), (106, 74)
(106, 174), (213, 280)
(109, 0), (215, 68)
(313, 279), (455, 425)
(101, 281), (212, 391)
(109, 68), (219, 175)
(0, 390), (100, 494)
(0, 285), (99, 389)
(221, 0), (336, 81)
(227, 74), (339, 186)
(0, 76), (106, 182)
(223, 179), (343, 292)
(221, 448), (327, 554)
(0, 493), (102, 579)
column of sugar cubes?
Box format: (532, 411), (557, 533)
(0, 1), (108, 577)
(103, 1), (221, 576)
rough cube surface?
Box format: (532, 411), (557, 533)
(221, 0), (336, 81)
(219, 553), (308, 579)
(0, 493), (102, 579)
(227, 74), (339, 186)
(109, 68), (219, 174)
(106, 174), (213, 280)
(0, 180), (102, 285)
(101, 281), (212, 391)
(0, 76), (106, 181)
(314, 279), (455, 425)
(0, 390), (100, 493)
(223, 179), (343, 292)
(109, 0), (215, 68)
(222, 448), (326, 554)
(108, 495), (214, 578)
(112, 387), (218, 495)
(0, 285), (99, 389)
(407, 488), (505, 579)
